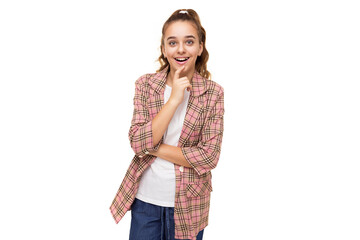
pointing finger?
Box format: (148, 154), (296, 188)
(174, 66), (185, 80)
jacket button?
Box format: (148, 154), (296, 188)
(179, 166), (184, 172)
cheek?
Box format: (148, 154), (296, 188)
(165, 48), (176, 58)
(189, 47), (201, 57)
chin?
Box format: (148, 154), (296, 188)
(170, 62), (195, 73)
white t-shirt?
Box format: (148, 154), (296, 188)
(135, 84), (190, 207)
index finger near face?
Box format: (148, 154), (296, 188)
(174, 66), (185, 80)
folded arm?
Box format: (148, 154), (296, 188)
(151, 88), (225, 175)
(149, 144), (191, 168)
(181, 89), (225, 175)
(128, 73), (186, 158)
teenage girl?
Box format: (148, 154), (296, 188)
(110, 9), (225, 240)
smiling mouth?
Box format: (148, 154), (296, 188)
(175, 57), (190, 62)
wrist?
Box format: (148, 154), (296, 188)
(149, 145), (161, 156)
(167, 98), (180, 107)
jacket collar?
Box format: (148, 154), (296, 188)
(149, 66), (207, 97)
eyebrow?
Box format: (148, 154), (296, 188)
(166, 35), (196, 41)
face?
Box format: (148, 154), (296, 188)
(162, 20), (203, 77)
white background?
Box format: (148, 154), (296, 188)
(1, 0), (359, 239)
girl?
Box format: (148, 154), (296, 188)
(110, 9), (225, 240)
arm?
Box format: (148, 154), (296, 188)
(149, 144), (192, 168)
(152, 66), (192, 146)
(129, 67), (192, 158)
(150, 87), (225, 175)
(128, 75), (162, 157)
(181, 88), (225, 175)
(151, 100), (179, 147)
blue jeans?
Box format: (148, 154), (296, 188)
(129, 198), (204, 240)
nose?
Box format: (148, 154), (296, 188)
(177, 42), (186, 54)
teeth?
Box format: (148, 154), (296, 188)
(175, 57), (189, 62)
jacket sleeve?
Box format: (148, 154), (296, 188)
(128, 75), (162, 158)
(181, 88), (225, 175)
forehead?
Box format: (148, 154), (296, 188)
(164, 20), (199, 38)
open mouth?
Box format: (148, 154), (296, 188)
(175, 57), (190, 63)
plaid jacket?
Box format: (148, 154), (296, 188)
(109, 66), (224, 240)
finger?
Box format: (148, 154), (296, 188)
(177, 76), (189, 82)
(186, 83), (192, 92)
(174, 66), (185, 80)
(177, 78), (191, 90)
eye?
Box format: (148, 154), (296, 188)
(186, 40), (194, 45)
(169, 41), (176, 46)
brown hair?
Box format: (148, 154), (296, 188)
(157, 9), (211, 79)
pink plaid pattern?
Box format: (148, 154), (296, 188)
(109, 66), (224, 239)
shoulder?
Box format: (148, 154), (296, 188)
(200, 78), (225, 115)
(203, 78), (224, 107)
(134, 73), (152, 87)
(134, 71), (163, 85)
(205, 79), (224, 96)
(133, 72), (160, 94)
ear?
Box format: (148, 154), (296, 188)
(162, 45), (167, 58)
(198, 42), (204, 56)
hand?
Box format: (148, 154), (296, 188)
(169, 66), (192, 106)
